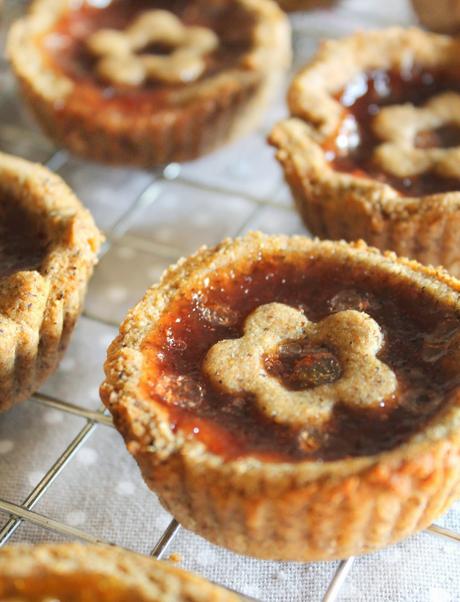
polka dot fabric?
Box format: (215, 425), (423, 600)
(2, 0), (460, 601)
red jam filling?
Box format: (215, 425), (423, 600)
(0, 203), (47, 278)
(140, 253), (460, 462)
(40, 0), (255, 113)
(326, 68), (460, 196)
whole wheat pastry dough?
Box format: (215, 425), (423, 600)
(101, 232), (460, 561)
(7, 0), (291, 167)
(372, 92), (460, 179)
(270, 28), (460, 276)
(0, 151), (101, 413)
(0, 543), (240, 601)
(204, 303), (396, 426)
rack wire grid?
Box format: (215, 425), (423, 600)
(1, 1), (460, 601)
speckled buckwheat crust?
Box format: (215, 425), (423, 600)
(101, 232), (460, 561)
(0, 151), (101, 413)
(0, 543), (240, 601)
(7, 0), (291, 168)
(269, 28), (460, 276)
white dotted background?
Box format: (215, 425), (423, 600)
(1, 1), (460, 601)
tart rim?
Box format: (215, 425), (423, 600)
(101, 231), (460, 489)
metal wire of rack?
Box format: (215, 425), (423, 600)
(1, 1), (460, 601)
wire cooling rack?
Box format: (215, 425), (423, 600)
(1, 1), (460, 601)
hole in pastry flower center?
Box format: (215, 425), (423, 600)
(140, 42), (176, 57)
(264, 340), (342, 391)
(415, 124), (460, 149)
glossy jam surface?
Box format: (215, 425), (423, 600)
(41, 0), (255, 112)
(327, 68), (460, 196)
(0, 203), (47, 277)
(141, 253), (460, 462)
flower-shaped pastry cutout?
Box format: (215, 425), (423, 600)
(204, 302), (397, 427)
(372, 92), (460, 180)
(87, 10), (219, 87)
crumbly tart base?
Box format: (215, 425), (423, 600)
(7, 0), (291, 167)
(0, 543), (239, 601)
(269, 28), (460, 276)
(101, 232), (460, 561)
(0, 151), (101, 412)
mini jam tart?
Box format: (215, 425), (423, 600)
(270, 28), (460, 276)
(0, 151), (101, 413)
(7, 0), (291, 167)
(0, 543), (239, 601)
(102, 232), (460, 561)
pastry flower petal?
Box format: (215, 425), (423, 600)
(204, 302), (397, 427)
(87, 10), (219, 86)
(372, 92), (460, 180)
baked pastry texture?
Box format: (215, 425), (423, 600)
(411, 0), (460, 33)
(0, 151), (101, 412)
(270, 28), (460, 276)
(0, 543), (239, 601)
(102, 232), (460, 561)
(7, 0), (291, 167)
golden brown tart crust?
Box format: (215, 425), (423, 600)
(7, 0), (291, 167)
(0, 151), (101, 413)
(102, 232), (460, 561)
(0, 543), (240, 601)
(270, 28), (460, 276)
